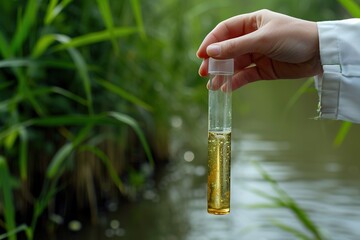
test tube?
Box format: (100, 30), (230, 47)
(207, 57), (233, 215)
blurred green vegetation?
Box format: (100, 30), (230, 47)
(0, 0), (353, 239)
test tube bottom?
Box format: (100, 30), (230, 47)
(208, 208), (230, 215)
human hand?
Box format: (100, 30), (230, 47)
(197, 9), (323, 90)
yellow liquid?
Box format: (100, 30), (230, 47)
(207, 131), (231, 215)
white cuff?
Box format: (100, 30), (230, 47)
(315, 19), (360, 123)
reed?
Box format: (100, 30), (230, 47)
(250, 162), (324, 240)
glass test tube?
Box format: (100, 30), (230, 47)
(207, 58), (233, 215)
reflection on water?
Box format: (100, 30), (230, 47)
(57, 82), (360, 240)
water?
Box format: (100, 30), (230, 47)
(66, 134), (359, 240)
(56, 81), (360, 240)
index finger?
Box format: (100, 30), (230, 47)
(196, 13), (258, 59)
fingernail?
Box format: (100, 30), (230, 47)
(207, 44), (221, 56)
(198, 60), (204, 76)
(196, 50), (201, 58)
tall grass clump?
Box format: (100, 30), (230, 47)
(0, 0), (165, 238)
(0, 0), (222, 237)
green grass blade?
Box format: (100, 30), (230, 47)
(79, 145), (125, 193)
(130, 0), (146, 39)
(46, 143), (73, 179)
(11, 0), (40, 54)
(0, 122), (32, 143)
(2, 112), (153, 179)
(53, 27), (137, 51)
(53, 34), (93, 114)
(250, 188), (286, 206)
(47, 124), (93, 178)
(0, 224), (29, 240)
(0, 156), (16, 240)
(285, 78), (314, 112)
(19, 84), (88, 108)
(44, 0), (58, 25)
(19, 128), (28, 181)
(31, 34), (57, 58)
(51, 87), (88, 106)
(17, 86), (87, 106)
(0, 31), (11, 58)
(0, 59), (32, 68)
(108, 111), (154, 167)
(0, 84), (87, 112)
(338, 0), (360, 17)
(15, 69), (45, 116)
(30, 178), (60, 239)
(1, 116), (101, 146)
(36, 59), (101, 73)
(271, 220), (312, 240)
(96, 0), (119, 54)
(246, 203), (285, 209)
(333, 121), (352, 147)
(253, 161), (292, 202)
(0, 88), (60, 115)
(45, 0), (73, 25)
(288, 203), (323, 240)
(4, 128), (19, 150)
(32, 34), (94, 114)
(96, 79), (152, 111)
(67, 47), (93, 115)
(253, 161), (323, 240)
(19, 128), (28, 180)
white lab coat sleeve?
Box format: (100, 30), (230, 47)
(315, 19), (360, 123)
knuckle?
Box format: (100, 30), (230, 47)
(221, 39), (238, 56)
(257, 9), (271, 15)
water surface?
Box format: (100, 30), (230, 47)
(57, 81), (360, 240)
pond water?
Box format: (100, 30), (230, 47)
(55, 81), (360, 240)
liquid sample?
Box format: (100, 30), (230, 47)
(207, 131), (231, 215)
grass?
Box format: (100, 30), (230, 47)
(284, 78), (315, 113)
(338, 0), (360, 17)
(250, 161), (324, 240)
(0, 157), (16, 240)
(0, 0), (156, 238)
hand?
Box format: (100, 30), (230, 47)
(197, 9), (323, 90)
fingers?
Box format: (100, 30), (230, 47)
(199, 54), (253, 78)
(198, 59), (208, 77)
(231, 66), (260, 90)
(205, 66), (265, 92)
(207, 34), (261, 59)
(207, 75), (229, 91)
(197, 13), (259, 59)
